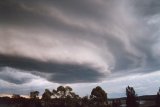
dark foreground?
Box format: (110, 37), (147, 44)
(0, 85), (160, 107)
(0, 96), (159, 107)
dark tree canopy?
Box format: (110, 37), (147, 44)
(90, 86), (107, 105)
(30, 91), (39, 99)
(4, 85), (160, 107)
(156, 88), (160, 107)
(126, 86), (139, 107)
(57, 86), (66, 98)
(12, 94), (21, 99)
(42, 89), (52, 101)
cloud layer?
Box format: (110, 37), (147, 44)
(0, 0), (160, 97)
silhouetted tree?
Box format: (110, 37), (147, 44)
(90, 86), (108, 106)
(56, 86), (77, 99)
(42, 89), (52, 101)
(112, 99), (121, 107)
(52, 89), (57, 98)
(30, 91), (39, 99)
(81, 96), (89, 106)
(41, 89), (52, 107)
(65, 86), (73, 97)
(56, 86), (80, 107)
(126, 86), (139, 107)
(57, 86), (66, 98)
(68, 92), (80, 107)
(12, 94), (21, 99)
(156, 88), (160, 107)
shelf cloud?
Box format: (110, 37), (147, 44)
(0, 0), (160, 97)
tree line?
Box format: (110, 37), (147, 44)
(0, 85), (160, 107)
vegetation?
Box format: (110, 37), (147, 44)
(126, 86), (139, 107)
(0, 85), (159, 107)
(90, 86), (108, 106)
(156, 88), (160, 107)
(30, 91), (39, 99)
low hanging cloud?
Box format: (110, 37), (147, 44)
(0, 54), (105, 83)
(0, 67), (38, 84)
(0, 0), (160, 86)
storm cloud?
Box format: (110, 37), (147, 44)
(0, 0), (160, 97)
(0, 54), (105, 83)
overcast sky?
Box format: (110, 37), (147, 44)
(0, 0), (160, 98)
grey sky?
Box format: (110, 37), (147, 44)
(0, 0), (160, 98)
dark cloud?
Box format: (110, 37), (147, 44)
(131, 0), (160, 16)
(0, 0), (70, 30)
(0, 0), (107, 32)
(0, 54), (105, 83)
(0, 0), (160, 86)
(0, 67), (36, 84)
(0, 72), (29, 84)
